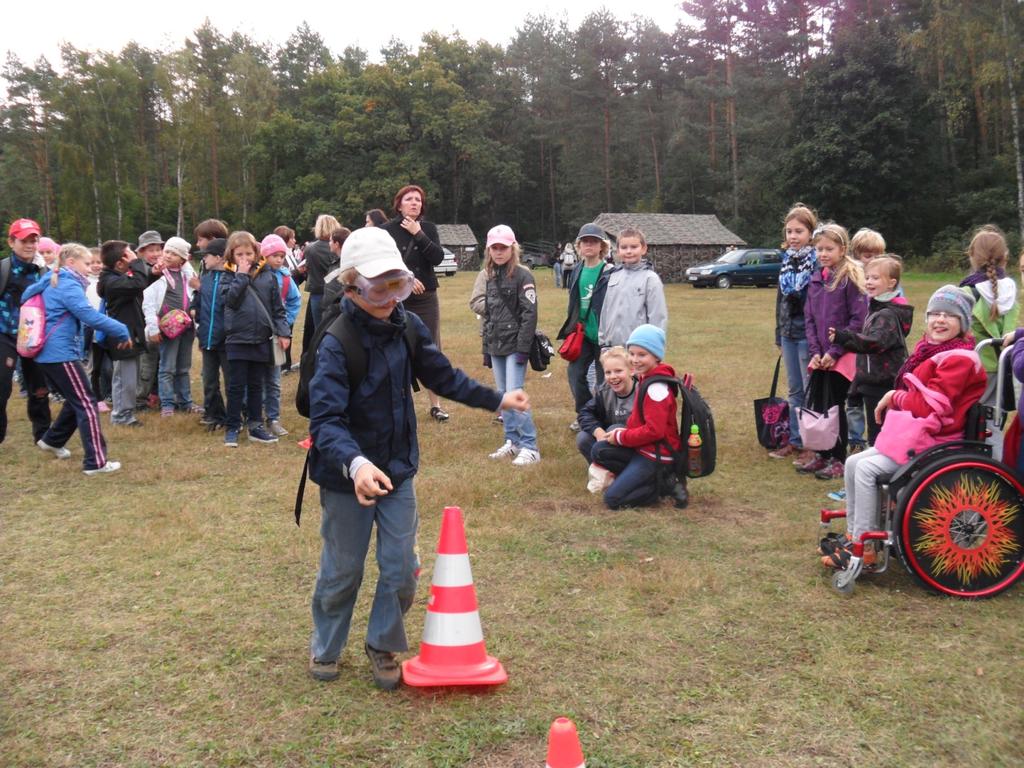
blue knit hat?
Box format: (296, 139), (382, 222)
(626, 324), (666, 360)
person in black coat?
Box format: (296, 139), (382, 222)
(97, 240), (161, 426)
(381, 184), (449, 422)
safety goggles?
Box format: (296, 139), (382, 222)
(350, 271), (415, 306)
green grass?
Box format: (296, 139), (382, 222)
(2, 269), (1023, 767)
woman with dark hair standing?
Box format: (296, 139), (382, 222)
(365, 209), (389, 228)
(382, 184), (450, 421)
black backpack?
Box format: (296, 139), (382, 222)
(293, 311), (419, 523)
(636, 373), (717, 478)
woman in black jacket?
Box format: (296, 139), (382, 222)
(382, 184), (449, 421)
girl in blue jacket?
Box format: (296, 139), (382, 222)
(22, 243), (131, 475)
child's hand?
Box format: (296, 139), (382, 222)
(188, 275), (200, 291)
(235, 257), (252, 275)
(827, 326), (836, 343)
(412, 278), (425, 295)
(1002, 330), (1017, 347)
(353, 463), (392, 506)
(500, 390), (530, 412)
(279, 337), (290, 351)
(148, 333), (161, 344)
(808, 354), (821, 370)
(593, 427), (608, 441)
(820, 353), (835, 369)
(116, 339), (133, 350)
(875, 390), (895, 423)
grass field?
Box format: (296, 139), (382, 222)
(2, 269), (1022, 767)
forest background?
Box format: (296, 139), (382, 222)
(2, 1), (1024, 266)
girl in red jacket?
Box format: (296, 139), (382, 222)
(604, 324), (685, 509)
(822, 285), (987, 569)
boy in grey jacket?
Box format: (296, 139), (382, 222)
(598, 228), (668, 349)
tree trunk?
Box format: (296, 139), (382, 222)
(647, 103), (662, 203)
(210, 127), (220, 218)
(549, 149), (558, 242)
(709, 100), (717, 169)
(1001, 0), (1024, 240)
(176, 144), (185, 237)
(726, 47), (739, 222)
(90, 150), (102, 245)
(603, 102), (612, 211)
(967, 40), (988, 157)
(538, 138), (546, 236)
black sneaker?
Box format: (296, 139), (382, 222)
(429, 406), (449, 422)
(248, 425), (279, 444)
(364, 643), (401, 690)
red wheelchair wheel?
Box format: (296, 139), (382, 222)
(896, 455), (1024, 598)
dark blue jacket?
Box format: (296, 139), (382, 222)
(557, 260), (611, 340)
(309, 298), (504, 493)
(224, 267), (290, 346)
(196, 269), (233, 350)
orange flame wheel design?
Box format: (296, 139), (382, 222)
(899, 459), (1024, 598)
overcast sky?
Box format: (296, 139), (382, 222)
(6, 0), (685, 74)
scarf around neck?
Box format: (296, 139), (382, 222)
(779, 245), (817, 296)
(960, 268), (1006, 288)
(894, 334), (975, 390)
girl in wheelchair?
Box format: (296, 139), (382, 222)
(821, 286), (988, 569)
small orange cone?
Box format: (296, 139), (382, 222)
(545, 717), (586, 768)
(402, 506), (507, 687)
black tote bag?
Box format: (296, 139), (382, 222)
(754, 356), (790, 449)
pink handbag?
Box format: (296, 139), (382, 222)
(158, 308), (192, 339)
(874, 373), (952, 463)
(797, 403), (840, 451)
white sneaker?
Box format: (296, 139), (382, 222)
(512, 448), (541, 466)
(268, 420), (290, 437)
(488, 440), (519, 460)
(36, 439), (71, 460)
(83, 461), (122, 476)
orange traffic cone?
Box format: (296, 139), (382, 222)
(545, 717), (586, 768)
(402, 506), (507, 687)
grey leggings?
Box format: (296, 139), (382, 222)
(844, 447), (899, 539)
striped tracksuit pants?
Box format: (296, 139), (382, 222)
(39, 360), (108, 471)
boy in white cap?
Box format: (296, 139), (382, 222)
(306, 227), (529, 690)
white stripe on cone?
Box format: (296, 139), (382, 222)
(421, 610), (484, 646)
(431, 553), (474, 587)
(545, 763), (585, 768)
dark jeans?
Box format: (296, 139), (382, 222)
(0, 332), (52, 443)
(201, 346), (230, 425)
(89, 343), (112, 401)
(863, 391), (883, 445)
(604, 453), (661, 509)
(226, 358), (266, 431)
(567, 338), (604, 412)
(576, 432), (634, 473)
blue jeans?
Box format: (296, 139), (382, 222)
(604, 452), (661, 509)
(554, 262), (563, 288)
(780, 336), (810, 449)
(576, 432), (633, 472)
(846, 393), (866, 447)
(310, 481), (419, 662)
(491, 354), (538, 451)
(157, 327), (195, 409)
(262, 362), (282, 421)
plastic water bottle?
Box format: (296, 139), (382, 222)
(687, 424), (702, 476)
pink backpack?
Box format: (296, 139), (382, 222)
(16, 292), (64, 358)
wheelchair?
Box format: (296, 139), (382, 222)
(820, 339), (1024, 598)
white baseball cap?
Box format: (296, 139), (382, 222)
(340, 227), (413, 278)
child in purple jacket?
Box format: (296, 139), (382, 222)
(799, 223), (867, 480)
